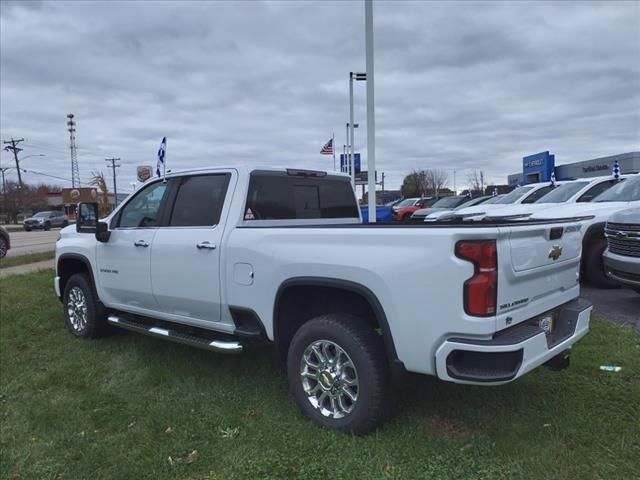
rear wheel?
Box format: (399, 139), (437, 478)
(583, 238), (619, 289)
(287, 313), (391, 434)
(24, 226), (31, 232)
(44, 222), (51, 231)
(63, 273), (108, 338)
(0, 237), (7, 258)
(62, 220), (69, 227)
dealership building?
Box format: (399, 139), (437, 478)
(507, 151), (640, 186)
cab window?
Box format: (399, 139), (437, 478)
(116, 181), (168, 228)
(522, 186), (552, 204)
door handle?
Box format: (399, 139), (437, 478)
(196, 241), (217, 250)
(134, 240), (149, 247)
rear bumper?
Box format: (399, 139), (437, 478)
(603, 249), (640, 287)
(434, 298), (592, 385)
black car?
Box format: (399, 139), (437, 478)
(23, 210), (69, 231)
(0, 225), (10, 258)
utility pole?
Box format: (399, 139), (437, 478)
(3, 138), (24, 189)
(1, 167), (8, 194)
(380, 171), (385, 194)
(105, 158), (121, 208)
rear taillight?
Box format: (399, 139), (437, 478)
(455, 240), (497, 317)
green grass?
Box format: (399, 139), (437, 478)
(0, 251), (55, 269)
(1, 270), (639, 479)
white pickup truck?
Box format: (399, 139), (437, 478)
(55, 167), (593, 433)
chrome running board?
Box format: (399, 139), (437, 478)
(107, 315), (243, 354)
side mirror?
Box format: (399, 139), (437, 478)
(96, 221), (111, 243)
(76, 203), (98, 233)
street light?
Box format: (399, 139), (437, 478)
(349, 72), (367, 188)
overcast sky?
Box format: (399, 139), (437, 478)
(1, 0), (639, 193)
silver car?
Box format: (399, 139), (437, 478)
(603, 207), (640, 294)
(23, 210), (69, 231)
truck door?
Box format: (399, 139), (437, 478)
(150, 172), (233, 323)
(96, 180), (169, 312)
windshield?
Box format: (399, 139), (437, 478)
(458, 196), (489, 208)
(495, 186), (533, 204)
(34, 212), (51, 218)
(536, 182), (589, 203)
(482, 195), (505, 205)
(395, 198), (417, 208)
(593, 176), (640, 202)
(432, 196), (464, 208)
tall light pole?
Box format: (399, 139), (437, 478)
(349, 72), (366, 189)
(365, 0), (377, 222)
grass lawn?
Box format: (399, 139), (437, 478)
(0, 251), (55, 269)
(1, 270), (639, 479)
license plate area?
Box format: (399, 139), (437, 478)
(529, 308), (577, 348)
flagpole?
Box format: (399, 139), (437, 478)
(163, 138), (167, 183)
(332, 132), (336, 171)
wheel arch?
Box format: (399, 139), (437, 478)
(57, 253), (97, 298)
(273, 276), (402, 370)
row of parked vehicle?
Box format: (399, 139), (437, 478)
(392, 174), (640, 290)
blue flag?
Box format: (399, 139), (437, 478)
(550, 171), (556, 187)
(612, 159), (620, 181)
(156, 137), (166, 177)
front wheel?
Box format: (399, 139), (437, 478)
(44, 222), (51, 231)
(0, 237), (7, 258)
(62, 220), (69, 228)
(287, 313), (391, 434)
(63, 273), (108, 338)
(584, 238), (619, 289)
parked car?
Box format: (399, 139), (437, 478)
(24, 210), (69, 231)
(393, 197), (439, 221)
(0, 225), (10, 258)
(426, 181), (568, 221)
(478, 175), (632, 219)
(55, 166), (592, 433)
(603, 207), (640, 294)
(530, 175), (640, 288)
(411, 195), (492, 221)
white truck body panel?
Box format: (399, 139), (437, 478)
(55, 166), (592, 383)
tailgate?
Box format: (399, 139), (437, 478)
(495, 221), (584, 325)
(508, 223), (582, 271)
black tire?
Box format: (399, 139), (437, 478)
(0, 237), (7, 258)
(62, 273), (108, 338)
(287, 313), (391, 434)
(44, 222), (51, 231)
(583, 238), (619, 289)
(24, 226), (31, 232)
(62, 220), (69, 227)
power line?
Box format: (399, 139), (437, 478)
(105, 158), (121, 207)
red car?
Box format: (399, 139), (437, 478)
(393, 197), (439, 221)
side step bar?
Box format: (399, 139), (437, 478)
(107, 315), (243, 354)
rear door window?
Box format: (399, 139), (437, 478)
(522, 186), (553, 203)
(577, 180), (617, 203)
(246, 171), (358, 220)
(168, 174), (231, 227)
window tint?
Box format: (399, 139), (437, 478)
(169, 174), (230, 227)
(594, 176), (640, 202)
(577, 180), (617, 203)
(246, 172), (359, 220)
(522, 186), (552, 204)
(118, 181), (167, 228)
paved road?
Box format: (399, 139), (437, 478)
(582, 285), (640, 332)
(5, 229), (60, 257)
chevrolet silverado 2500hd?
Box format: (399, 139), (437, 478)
(55, 167), (593, 433)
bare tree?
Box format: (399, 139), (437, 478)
(424, 168), (449, 196)
(467, 170), (485, 194)
(401, 170), (428, 197)
(89, 170), (111, 216)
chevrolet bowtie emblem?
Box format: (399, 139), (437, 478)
(548, 245), (563, 261)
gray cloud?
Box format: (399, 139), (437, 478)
(1, 0), (638, 193)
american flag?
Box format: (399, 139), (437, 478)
(320, 138), (333, 155)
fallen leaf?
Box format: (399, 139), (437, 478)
(168, 456), (175, 466)
(185, 450), (198, 464)
(127, 421), (136, 429)
(383, 465), (393, 473)
(168, 450), (198, 465)
(218, 426), (240, 438)
(79, 431), (85, 437)
(165, 426), (173, 434)
(543, 424), (552, 428)
(10, 472), (21, 480)
(247, 410), (258, 420)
